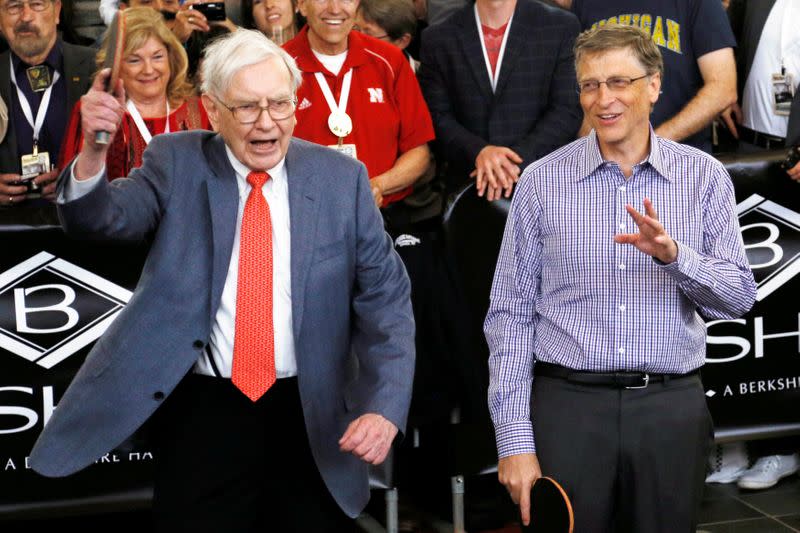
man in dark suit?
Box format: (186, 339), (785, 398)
(29, 29), (415, 533)
(418, 0), (582, 201)
(0, 0), (93, 218)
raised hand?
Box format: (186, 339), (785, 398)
(613, 197), (678, 264)
(76, 69), (125, 179)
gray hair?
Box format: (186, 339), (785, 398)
(200, 29), (303, 98)
(574, 24), (664, 79)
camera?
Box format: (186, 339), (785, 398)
(190, 2), (226, 21)
(781, 145), (800, 171)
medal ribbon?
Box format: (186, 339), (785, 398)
(127, 99), (171, 145)
(314, 69), (353, 126)
(9, 56), (61, 147)
(474, 3), (514, 93)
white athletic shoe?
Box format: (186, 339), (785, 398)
(737, 453), (800, 490)
(705, 442), (748, 484)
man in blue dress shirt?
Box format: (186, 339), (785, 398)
(485, 24), (756, 532)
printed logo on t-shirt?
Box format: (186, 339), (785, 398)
(367, 88), (384, 103)
(298, 97), (312, 111)
(591, 14), (682, 55)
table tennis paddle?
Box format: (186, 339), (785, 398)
(521, 476), (574, 533)
(96, 10), (125, 145)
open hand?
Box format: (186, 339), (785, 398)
(613, 197), (678, 264)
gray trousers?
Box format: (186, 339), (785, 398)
(532, 374), (712, 533)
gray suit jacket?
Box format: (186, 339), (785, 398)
(0, 40), (95, 172)
(28, 132), (415, 518)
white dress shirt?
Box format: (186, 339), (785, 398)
(66, 147), (297, 379)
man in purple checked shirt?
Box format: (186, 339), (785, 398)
(485, 24), (756, 533)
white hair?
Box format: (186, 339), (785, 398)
(200, 29), (303, 98)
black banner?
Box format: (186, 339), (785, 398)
(701, 151), (800, 439)
(0, 226), (153, 514)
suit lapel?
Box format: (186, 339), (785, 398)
(286, 139), (320, 336)
(204, 134), (240, 323)
(457, 9), (494, 100)
(62, 42), (90, 112)
(0, 51), (19, 161)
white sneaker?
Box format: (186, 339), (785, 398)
(737, 453), (800, 490)
(706, 442), (748, 484)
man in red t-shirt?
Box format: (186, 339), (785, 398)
(284, 0), (434, 213)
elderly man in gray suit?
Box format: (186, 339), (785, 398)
(29, 29), (415, 533)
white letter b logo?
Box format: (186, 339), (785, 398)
(14, 284), (80, 334)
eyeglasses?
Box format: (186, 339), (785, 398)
(215, 96), (297, 124)
(576, 74), (649, 94)
(1, 0), (51, 14)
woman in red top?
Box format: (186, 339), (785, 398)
(60, 7), (210, 179)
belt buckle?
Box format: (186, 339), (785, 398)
(625, 373), (649, 389)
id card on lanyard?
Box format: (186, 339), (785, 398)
(315, 69), (358, 159)
(9, 56), (59, 186)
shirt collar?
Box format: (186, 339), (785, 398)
(290, 25), (369, 76)
(576, 126), (671, 182)
(224, 145), (287, 191)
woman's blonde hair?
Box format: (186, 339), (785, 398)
(97, 7), (194, 105)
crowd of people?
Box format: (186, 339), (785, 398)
(0, 0), (797, 530)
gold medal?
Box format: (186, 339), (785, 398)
(327, 111), (353, 138)
(26, 65), (52, 92)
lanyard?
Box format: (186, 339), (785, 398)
(474, 3), (514, 93)
(127, 99), (171, 145)
(777, 0), (799, 74)
(9, 56), (61, 147)
(314, 69), (353, 120)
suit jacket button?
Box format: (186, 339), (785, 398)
(153, 391), (165, 401)
(193, 340), (204, 349)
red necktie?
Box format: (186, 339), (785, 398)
(232, 171), (276, 401)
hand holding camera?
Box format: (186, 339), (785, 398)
(784, 145), (800, 182)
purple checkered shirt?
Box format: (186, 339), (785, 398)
(485, 130), (757, 458)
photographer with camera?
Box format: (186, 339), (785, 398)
(0, 0), (93, 218)
(720, 0), (799, 185)
(709, 0), (800, 491)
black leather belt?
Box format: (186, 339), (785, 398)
(535, 362), (698, 389)
(739, 126), (785, 150)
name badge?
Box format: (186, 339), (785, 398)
(328, 143), (357, 159)
(772, 72), (794, 116)
(26, 65), (52, 92)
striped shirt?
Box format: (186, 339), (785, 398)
(484, 130), (757, 458)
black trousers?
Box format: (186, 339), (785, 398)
(532, 374), (713, 533)
(150, 374), (358, 533)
